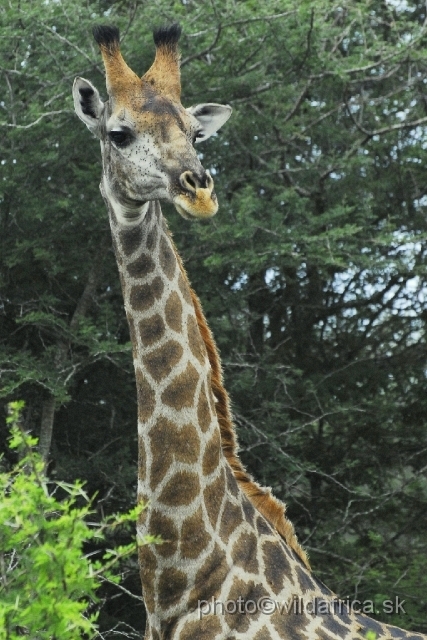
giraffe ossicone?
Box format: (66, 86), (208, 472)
(73, 24), (427, 640)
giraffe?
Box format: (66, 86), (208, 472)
(72, 24), (427, 640)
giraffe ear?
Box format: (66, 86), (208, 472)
(186, 103), (232, 143)
(73, 77), (105, 136)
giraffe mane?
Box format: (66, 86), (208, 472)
(171, 241), (310, 570)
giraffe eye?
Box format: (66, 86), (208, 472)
(108, 129), (132, 147)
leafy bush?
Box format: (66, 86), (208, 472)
(0, 401), (149, 640)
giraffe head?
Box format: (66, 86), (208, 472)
(73, 24), (231, 223)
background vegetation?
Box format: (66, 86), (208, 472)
(0, 402), (144, 639)
(1, 0), (427, 635)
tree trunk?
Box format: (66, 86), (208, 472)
(37, 233), (109, 466)
(38, 394), (56, 467)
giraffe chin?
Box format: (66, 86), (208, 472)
(173, 193), (218, 221)
(173, 203), (197, 220)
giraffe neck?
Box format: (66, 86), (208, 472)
(106, 200), (229, 623)
(105, 200), (426, 640)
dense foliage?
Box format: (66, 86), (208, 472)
(1, 0), (427, 635)
(0, 402), (143, 639)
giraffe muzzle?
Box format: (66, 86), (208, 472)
(173, 170), (218, 220)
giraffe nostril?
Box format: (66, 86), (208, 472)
(179, 171), (199, 194)
(179, 170), (214, 194)
(187, 175), (196, 190)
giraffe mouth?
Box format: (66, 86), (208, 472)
(173, 190), (218, 220)
(174, 202), (198, 220)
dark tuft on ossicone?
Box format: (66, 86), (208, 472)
(92, 25), (120, 52)
(153, 23), (181, 49)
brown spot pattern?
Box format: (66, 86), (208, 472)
(161, 361), (199, 410)
(187, 315), (206, 364)
(165, 291), (183, 332)
(263, 540), (289, 594)
(254, 628), (272, 640)
(138, 438), (146, 482)
(295, 565), (316, 593)
(138, 545), (157, 613)
(146, 625), (159, 640)
(220, 500), (244, 539)
(129, 283), (155, 312)
(158, 567), (187, 608)
(180, 616), (222, 640)
(127, 316), (137, 358)
(148, 510), (178, 557)
(149, 419), (200, 488)
(256, 515), (272, 536)
(180, 507), (211, 559)
(323, 616), (350, 638)
(158, 470), (200, 506)
(316, 632), (335, 640)
(159, 617), (179, 639)
(118, 271), (126, 292)
(224, 578), (265, 633)
(254, 627), (272, 640)
(137, 493), (149, 525)
(159, 235), (176, 280)
(242, 496), (256, 527)
(231, 531), (259, 574)
(151, 275), (164, 300)
(178, 271), (193, 305)
(119, 226), (143, 255)
(146, 226), (158, 251)
(138, 314), (165, 347)
(202, 430), (221, 476)
(142, 340), (183, 382)
(127, 253), (155, 278)
(271, 608), (313, 638)
(197, 383), (212, 432)
(204, 469), (226, 528)
(188, 543), (229, 607)
(135, 368), (155, 422)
